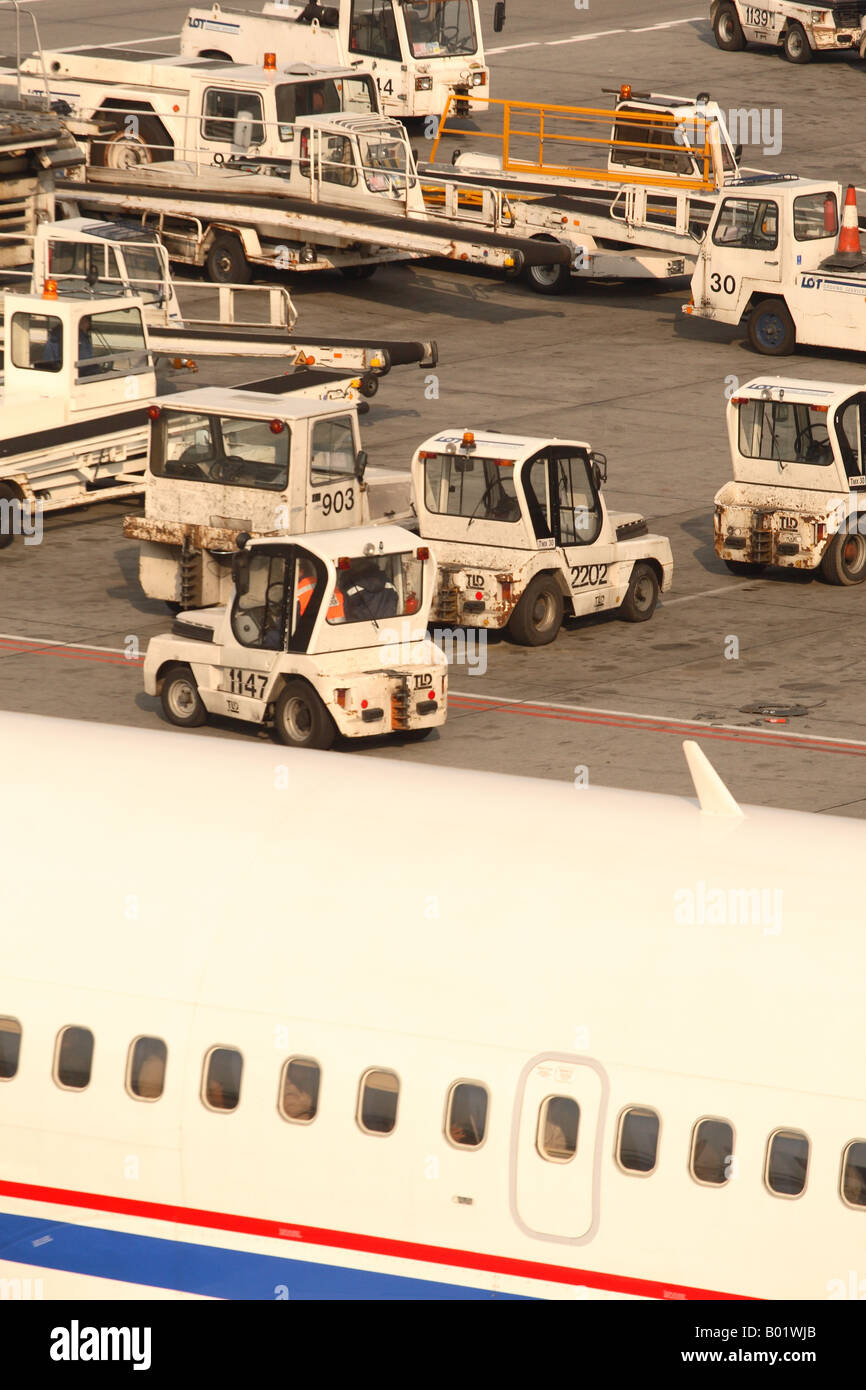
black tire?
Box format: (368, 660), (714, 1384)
(783, 21), (812, 64)
(748, 298), (796, 356)
(0, 480), (20, 550)
(724, 559), (767, 577)
(165, 600), (183, 615)
(713, 2), (745, 51)
(820, 529), (866, 585)
(198, 50), (233, 61)
(274, 680), (335, 750)
(358, 373), (378, 398)
(522, 240), (572, 295)
(205, 234), (251, 284)
(507, 573), (564, 646)
(90, 113), (170, 169)
(399, 727), (434, 742)
(160, 663), (207, 728)
(619, 561), (660, 622)
(340, 264), (378, 280)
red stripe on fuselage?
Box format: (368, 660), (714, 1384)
(0, 1178), (753, 1300)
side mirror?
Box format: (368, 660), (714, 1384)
(493, 1), (506, 33)
(590, 452), (607, 489)
(236, 531), (250, 550)
(355, 449), (368, 482)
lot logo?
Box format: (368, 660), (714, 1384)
(674, 880), (783, 935)
(50, 1321), (151, 1371)
(0, 496), (42, 546)
(676, 106), (782, 159)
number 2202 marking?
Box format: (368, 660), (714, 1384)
(571, 563), (608, 589)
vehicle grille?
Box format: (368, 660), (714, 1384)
(834, 5), (861, 29)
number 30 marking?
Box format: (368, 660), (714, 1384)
(710, 272), (736, 294)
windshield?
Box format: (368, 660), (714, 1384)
(275, 76), (376, 136)
(359, 129), (415, 193)
(153, 411), (290, 490)
(327, 551), (423, 624)
(423, 452), (521, 521)
(402, 0), (478, 57)
(737, 399), (834, 466)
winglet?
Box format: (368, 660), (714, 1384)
(683, 740), (743, 818)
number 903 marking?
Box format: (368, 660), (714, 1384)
(322, 488), (355, 517)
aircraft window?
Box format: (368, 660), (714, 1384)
(127, 1036), (167, 1101)
(54, 1026), (94, 1091)
(358, 1068), (399, 1135)
(841, 1142), (866, 1208)
(446, 1081), (489, 1148)
(0, 1017), (21, 1080)
(537, 1095), (580, 1163)
(203, 1046), (243, 1112)
(765, 1130), (809, 1198)
(279, 1056), (321, 1124)
(616, 1106), (660, 1174)
(690, 1117), (734, 1185)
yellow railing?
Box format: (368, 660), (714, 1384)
(429, 95), (720, 194)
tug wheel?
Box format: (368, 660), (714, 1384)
(160, 663), (207, 728)
(274, 680), (335, 749)
(713, 3), (746, 51)
(820, 529), (866, 585)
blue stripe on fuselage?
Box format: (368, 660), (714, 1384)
(0, 1211), (528, 1300)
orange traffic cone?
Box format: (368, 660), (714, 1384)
(821, 185), (866, 268)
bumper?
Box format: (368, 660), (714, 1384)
(813, 27), (862, 50)
(327, 668), (448, 737)
(714, 505), (825, 569)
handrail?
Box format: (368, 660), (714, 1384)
(428, 93), (721, 194)
(0, 0), (49, 105)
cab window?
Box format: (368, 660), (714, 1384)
(321, 134), (358, 186)
(11, 311), (63, 372)
(553, 452), (601, 546)
(522, 454), (553, 540)
(358, 129), (414, 193)
(611, 106), (694, 176)
(349, 0), (402, 60)
(712, 198), (778, 250)
(403, 1), (478, 57)
(231, 551), (290, 649)
(737, 399), (833, 466)
(794, 191), (838, 241)
(422, 452), (520, 522)
(202, 88), (265, 145)
(80, 305), (149, 378)
(278, 77), (376, 131)
(835, 397), (866, 482)
(327, 551), (422, 624)
(154, 411), (290, 490)
(310, 415), (357, 484)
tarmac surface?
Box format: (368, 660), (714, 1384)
(3, 0), (866, 814)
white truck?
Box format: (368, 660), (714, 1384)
(710, 2), (866, 64)
(683, 178), (866, 356)
(18, 215), (436, 372)
(124, 386), (414, 606)
(713, 376), (866, 583)
(143, 525), (447, 747)
(6, 46), (380, 169)
(411, 428), (674, 644)
(70, 110), (566, 282)
(0, 285), (399, 549)
(180, 0), (493, 120)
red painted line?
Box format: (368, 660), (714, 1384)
(450, 696), (866, 758)
(0, 639), (143, 668)
(0, 1177), (750, 1301)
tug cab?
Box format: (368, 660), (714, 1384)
(143, 526), (447, 747)
(714, 377), (866, 583)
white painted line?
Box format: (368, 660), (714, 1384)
(661, 581), (756, 605)
(59, 33), (180, 52)
(0, 631), (131, 655)
(546, 30), (625, 46)
(449, 689), (866, 751)
(631, 17), (703, 32)
(486, 41), (541, 54)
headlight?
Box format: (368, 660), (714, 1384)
(415, 76), (433, 91)
(472, 71), (487, 86)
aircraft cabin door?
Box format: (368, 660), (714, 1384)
(512, 1052), (607, 1244)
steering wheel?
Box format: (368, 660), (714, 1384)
(211, 456), (246, 483)
(794, 424), (830, 462)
